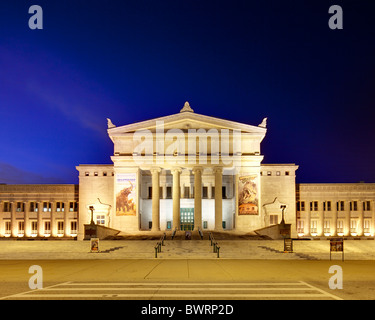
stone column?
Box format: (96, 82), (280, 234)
(358, 200), (364, 236)
(24, 201), (30, 237)
(64, 201), (70, 237)
(214, 167), (223, 231)
(10, 201), (16, 237)
(193, 167), (202, 231)
(51, 201), (56, 237)
(171, 168), (181, 230)
(38, 201), (43, 237)
(151, 168), (161, 231)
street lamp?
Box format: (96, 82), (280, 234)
(280, 205), (286, 225)
(89, 206), (95, 225)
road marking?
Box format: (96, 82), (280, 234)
(0, 281), (343, 300)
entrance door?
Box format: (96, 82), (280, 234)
(180, 208), (194, 231)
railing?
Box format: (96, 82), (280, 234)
(208, 232), (221, 258)
(154, 232), (166, 258)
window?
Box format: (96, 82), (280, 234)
(364, 219), (371, 234)
(18, 221), (25, 234)
(159, 187), (163, 199)
(310, 220), (318, 234)
(43, 202), (51, 212)
(310, 201), (318, 211)
(69, 202), (77, 212)
(202, 186), (208, 199)
(31, 221), (38, 235)
(3, 202), (11, 212)
(267, 171), (272, 176)
(350, 219), (357, 233)
(203, 221), (208, 229)
(222, 186), (227, 199)
(56, 202), (65, 212)
(297, 220), (304, 234)
(166, 221), (171, 230)
(149, 221), (152, 229)
(148, 187), (152, 199)
(337, 220), (344, 234)
(276, 171), (280, 176)
(222, 221), (226, 229)
(285, 171), (290, 176)
(337, 201), (345, 211)
(350, 201), (358, 211)
(103, 172), (107, 176)
(184, 187), (190, 199)
(5, 221), (11, 235)
(71, 221), (77, 234)
(211, 186), (215, 199)
(297, 201), (305, 212)
(324, 220), (330, 234)
(57, 221), (64, 235)
(166, 186), (172, 199)
(85, 172), (89, 176)
(96, 215), (105, 225)
(94, 172), (98, 176)
(270, 215), (278, 225)
(29, 202), (36, 212)
(364, 201), (371, 211)
(323, 201), (331, 211)
(16, 202), (24, 212)
(44, 221), (51, 235)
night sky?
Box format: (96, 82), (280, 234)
(1, 1), (374, 185)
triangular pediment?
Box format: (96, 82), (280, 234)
(108, 110), (266, 137)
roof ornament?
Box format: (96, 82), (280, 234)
(107, 118), (116, 129)
(180, 101), (194, 113)
(258, 117), (267, 128)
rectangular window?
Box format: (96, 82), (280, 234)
(310, 220), (318, 234)
(222, 186), (227, 199)
(364, 201), (371, 211)
(211, 187), (215, 199)
(310, 201), (318, 211)
(166, 186), (172, 199)
(43, 202), (51, 212)
(337, 220), (344, 233)
(337, 201), (345, 211)
(31, 221), (38, 235)
(364, 219), (371, 234)
(297, 201), (305, 211)
(16, 202), (24, 212)
(222, 221), (226, 229)
(96, 215), (105, 225)
(149, 221), (152, 229)
(270, 215), (278, 225)
(166, 221), (171, 230)
(159, 187), (163, 199)
(56, 202), (65, 212)
(5, 221), (11, 235)
(29, 202), (35, 212)
(70, 221), (77, 235)
(324, 220), (330, 234)
(103, 172), (107, 177)
(297, 220), (304, 234)
(3, 202), (10, 212)
(203, 221), (208, 229)
(350, 219), (357, 233)
(18, 221), (25, 234)
(44, 221), (51, 234)
(285, 171), (290, 176)
(184, 187), (190, 199)
(202, 186), (208, 199)
(148, 187), (153, 199)
(323, 201), (331, 211)
(276, 171), (280, 176)
(350, 201), (358, 211)
(57, 221), (64, 234)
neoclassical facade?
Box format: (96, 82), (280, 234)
(0, 103), (374, 240)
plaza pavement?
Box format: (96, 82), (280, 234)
(0, 238), (374, 260)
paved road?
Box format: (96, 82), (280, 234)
(0, 259), (374, 300)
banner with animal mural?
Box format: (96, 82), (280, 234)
(115, 173), (137, 216)
(238, 174), (259, 215)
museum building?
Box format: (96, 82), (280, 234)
(0, 103), (374, 240)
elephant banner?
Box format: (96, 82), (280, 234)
(115, 173), (137, 216)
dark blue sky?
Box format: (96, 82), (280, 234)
(0, 1), (374, 184)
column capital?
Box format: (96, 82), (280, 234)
(213, 166), (223, 174)
(192, 166), (203, 174)
(171, 167), (182, 174)
(150, 167), (161, 174)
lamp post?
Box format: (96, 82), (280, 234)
(89, 206), (95, 225)
(280, 205), (286, 225)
